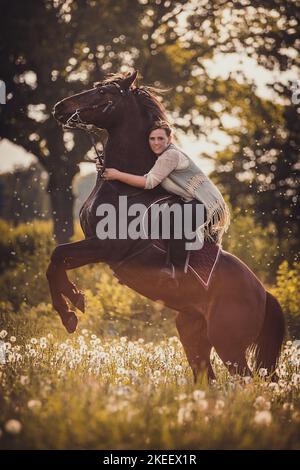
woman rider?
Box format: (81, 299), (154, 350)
(96, 121), (230, 286)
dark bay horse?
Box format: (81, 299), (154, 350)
(48, 71), (285, 381)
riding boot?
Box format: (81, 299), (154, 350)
(157, 243), (180, 289)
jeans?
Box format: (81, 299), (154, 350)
(166, 199), (213, 271)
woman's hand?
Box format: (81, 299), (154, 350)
(95, 160), (103, 172)
(102, 168), (121, 181)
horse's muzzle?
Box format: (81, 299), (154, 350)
(53, 102), (70, 124)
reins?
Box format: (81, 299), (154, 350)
(60, 83), (152, 198)
(63, 81), (127, 177)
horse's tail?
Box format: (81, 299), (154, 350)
(253, 291), (285, 376)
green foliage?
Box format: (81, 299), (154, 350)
(222, 207), (279, 283)
(0, 220), (55, 307)
(271, 261), (300, 339)
(0, 164), (50, 225)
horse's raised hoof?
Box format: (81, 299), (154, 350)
(74, 291), (85, 313)
(62, 311), (78, 334)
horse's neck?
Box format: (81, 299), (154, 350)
(105, 124), (154, 175)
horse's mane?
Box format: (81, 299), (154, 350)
(94, 72), (169, 125)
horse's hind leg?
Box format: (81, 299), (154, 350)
(176, 311), (215, 383)
(214, 345), (251, 377)
(208, 305), (253, 377)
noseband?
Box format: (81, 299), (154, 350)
(63, 82), (128, 175)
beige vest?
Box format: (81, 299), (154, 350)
(166, 144), (230, 243)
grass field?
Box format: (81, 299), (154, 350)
(1, 320), (300, 450)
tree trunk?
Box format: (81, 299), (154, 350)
(47, 172), (77, 244)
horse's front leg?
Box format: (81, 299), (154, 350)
(46, 260), (79, 333)
(46, 237), (131, 333)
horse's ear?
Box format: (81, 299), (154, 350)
(120, 71), (138, 90)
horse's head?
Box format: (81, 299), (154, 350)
(53, 70), (168, 173)
(53, 71), (138, 131)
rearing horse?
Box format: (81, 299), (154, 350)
(48, 71), (285, 381)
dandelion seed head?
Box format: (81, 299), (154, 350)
(292, 411), (300, 423)
(20, 375), (29, 386)
(177, 403), (193, 424)
(254, 396), (271, 411)
(193, 389), (206, 401)
(27, 399), (42, 411)
(4, 419), (22, 435)
(177, 377), (187, 386)
(258, 368), (268, 378)
(254, 410), (272, 426)
(196, 399), (209, 412)
(283, 402), (293, 412)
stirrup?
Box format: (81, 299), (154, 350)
(161, 262), (176, 279)
(158, 262), (180, 289)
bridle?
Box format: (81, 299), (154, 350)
(63, 81), (128, 175)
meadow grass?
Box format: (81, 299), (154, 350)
(0, 314), (300, 450)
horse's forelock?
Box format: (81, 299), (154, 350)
(93, 72), (132, 88)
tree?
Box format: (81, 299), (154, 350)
(0, 0), (207, 241)
(0, 1), (88, 241)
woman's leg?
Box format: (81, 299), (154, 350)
(169, 199), (207, 272)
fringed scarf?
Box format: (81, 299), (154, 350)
(167, 144), (230, 244)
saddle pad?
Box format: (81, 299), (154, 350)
(186, 241), (221, 288)
(153, 240), (221, 289)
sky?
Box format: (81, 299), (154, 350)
(0, 52), (296, 177)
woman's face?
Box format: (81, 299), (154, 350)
(148, 128), (171, 155)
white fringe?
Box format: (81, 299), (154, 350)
(191, 177), (231, 244)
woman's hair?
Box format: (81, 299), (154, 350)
(148, 120), (172, 137)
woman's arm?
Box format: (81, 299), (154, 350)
(98, 148), (180, 189)
(102, 168), (146, 188)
